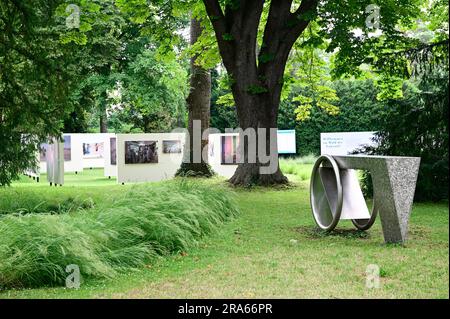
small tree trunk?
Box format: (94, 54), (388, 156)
(99, 113), (108, 133)
(177, 18), (214, 177)
(99, 99), (108, 133)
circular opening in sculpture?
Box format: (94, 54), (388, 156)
(351, 169), (377, 230)
(310, 155), (343, 231)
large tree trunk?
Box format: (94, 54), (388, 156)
(203, 0), (318, 186)
(176, 18), (214, 177)
(228, 77), (288, 186)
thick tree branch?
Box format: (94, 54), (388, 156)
(231, 0), (264, 84)
(202, 0), (226, 35)
(284, 0), (319, 50)
(203, 0), (264, 80)
(258, 0), (293, 76)
(258, 0), (319, 88)
(202, 0), (235, 70)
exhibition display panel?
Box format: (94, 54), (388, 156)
(34, 130), (298, 183)
(320, 131), (377, 156)
(116, 133), (185, 184)
(79, 133), (116, 169)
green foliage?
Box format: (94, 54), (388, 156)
(0, 193), (93, 217)
(216, 93), (235, 107)
(115, 0), (187, 51)
(0, 0), (81, 185)
(246, 84), (268, 95)
(55, 0), (102, 45)
(358, 3), (449, 202)
(293, 85), (339, 121)
(286, 23), (340, 121)
(0, 180), (239, 288)
(362, 69), (449, 202)
(117, 49), (188, 132)
(65, 1), (190, 134)
(278, 79), (386, 156)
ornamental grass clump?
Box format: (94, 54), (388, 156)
(0, 180), (238, 289)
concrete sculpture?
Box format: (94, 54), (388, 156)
(310, 155), (421, 244)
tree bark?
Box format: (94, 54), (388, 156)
(99, 111), (108, 133)
(99, 94), (108, 133)
(176, 18), (214, 177)
(228, 73), (288, 186)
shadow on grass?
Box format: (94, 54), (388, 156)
(294, 225), (370, 240)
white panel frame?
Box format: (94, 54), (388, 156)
(104, 135), (118, 178)
(63, 134), (84, 173)
(320, 131), (377, 156)
(116, 133), (185, 184)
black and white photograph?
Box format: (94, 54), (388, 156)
(125, 141), (158, 164)
(162, 140), (182, 154)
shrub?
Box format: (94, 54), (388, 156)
(361, 70), (449, 202)
(0, 180), (239, 289)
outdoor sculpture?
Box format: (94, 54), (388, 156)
(310, 155), (421, 244)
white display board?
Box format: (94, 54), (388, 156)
(116, 133), (185, 184)
(40, 134), (83, 174)
(320, 131), (377, 156)
(45, 137), (64, 185)
(278, 130), (297, 154)
(63, 134), (84, 173)
(79, 133), (115, 169)
(104, 135), (118, 178)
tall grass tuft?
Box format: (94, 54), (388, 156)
(280, 155), (316, 181)
(0, 180), (239, 289)
(0, 214), (113, 288)
(0, 189), (94, 217)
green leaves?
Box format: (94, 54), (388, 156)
(246, 84), (269, 95)
(293, 85), (339, 122)
(55, 0), (103, 45)
(258, 53), (275, 64)
(115, 0), (150, 24)
(216, 93), (235, 107)
(118, 48), (188, 132)
(375, 76), (404, 100)
(222, 33), (234, 41)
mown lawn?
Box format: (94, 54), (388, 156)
(0, 169), (448, 299)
